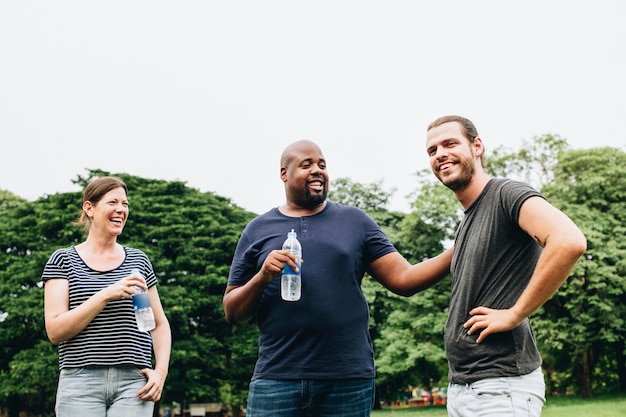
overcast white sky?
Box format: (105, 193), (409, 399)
(1, 1), (624, 214)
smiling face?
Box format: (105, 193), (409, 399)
(426, 121), (482, 192)
(280, 140), (329, 210)
(83, 186), (129, 238)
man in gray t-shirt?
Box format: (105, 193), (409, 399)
(425, 115), (586, 417)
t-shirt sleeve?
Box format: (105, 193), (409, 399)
(361, 212), (397, 263)
(41, 248), (70, 283)
(227, 232), (256, 287)
(500, 180), (544, 226)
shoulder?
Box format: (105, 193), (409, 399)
(321, 201), (380, 230)
(124, 246), (147, 256)
(241, 208), (280, 234)
(491, 179), (545, 222)
(325, 200), (369, 217)
(492, 178), (537, 192)
(123, 246), (151, 263)
(489, 178), (543, 201)
(46, 246), (73, 264)
(43, 247), (75, 281)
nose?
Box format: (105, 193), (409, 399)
(432, 146), (448, 160)
(311, 163), (324, 174)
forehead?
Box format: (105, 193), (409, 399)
(103, 186), (128, 199)
(426, 121), (464, 144)
(285, 142), (325, 164)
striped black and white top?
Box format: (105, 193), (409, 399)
(42, 246), (158, 370)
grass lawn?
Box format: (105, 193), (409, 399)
(371, 394), (626, 417)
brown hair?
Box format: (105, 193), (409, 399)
(74, 176), (128, 235)
(427, 115), (485, 166)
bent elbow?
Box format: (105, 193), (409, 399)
(575, 239), (587, 258)
(223, 310), (236, 324)
(222, 302), (241, 325)
(224, 311), (245, 325)
(570, 231), (588, 259)
(46, 332), (63, 346)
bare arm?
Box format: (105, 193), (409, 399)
(137, 286), (171, 402)
(465, 196), (587, 343)
(368, 247), (453, 296)
(223, 249), (299, 323)
(44, 272), (148, 345)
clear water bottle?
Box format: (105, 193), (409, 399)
(281, 229), (302, 301)
(131, 268), (156, 332)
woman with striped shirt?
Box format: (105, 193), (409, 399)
(43, 176), (171, 417)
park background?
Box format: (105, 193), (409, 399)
(1, 137), (625, 416)
(1, 1), (625, 416)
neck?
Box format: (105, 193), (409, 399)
(79, 234), (120, 253)
(454, 171), (491, 210)
(279, 200), (327, 217)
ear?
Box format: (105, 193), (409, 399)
(473, 137), (485, 159)
(280, 166), (287, 182)
(83, 201), (93, 218)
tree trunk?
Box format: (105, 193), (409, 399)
(617, 339), (626, 392)
(576, 349), (593, 399)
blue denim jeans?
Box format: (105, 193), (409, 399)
(55, 365), (154, 417)
(447, 367), (546, 417)
(246, 378), (376, 417)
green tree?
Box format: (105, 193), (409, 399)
(486, 137), (626, 398)
(329, 177), (396, 214)
(536, 147), (626, 398)
(0, 169), (259, 416)
(0, 190), (26, 212)
(329, 173), (457, 404)
(487, 134), (569, 189)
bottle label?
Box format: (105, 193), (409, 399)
(283, 262), (301, 276)
(132, 292), (152, 309)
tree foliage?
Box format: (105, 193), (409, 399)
(329, 177), (396, 214)
(330, 176), (458, 402)
(1, 137), (624, 415)
(369, 172), (458, 402)
(487, 134), (569, 189)
(537, 147), (626, 397)
(0, 169), (258, 416)
(487, 139), (626, 397)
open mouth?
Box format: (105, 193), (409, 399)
(308, 179), (324, 192)
(439, 162), (455, 172)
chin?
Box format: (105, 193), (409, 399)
(304, 193), (326, 207)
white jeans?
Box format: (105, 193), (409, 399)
(447, 367), (545, 417)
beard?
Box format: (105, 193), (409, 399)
(302, 184), (327, 208)
(436, 158), (475, 191)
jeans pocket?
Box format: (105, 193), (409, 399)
(469, 378), (511, 398)
(59, 367), (86, 379)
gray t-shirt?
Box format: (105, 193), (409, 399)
(446, 178), (543, 384)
